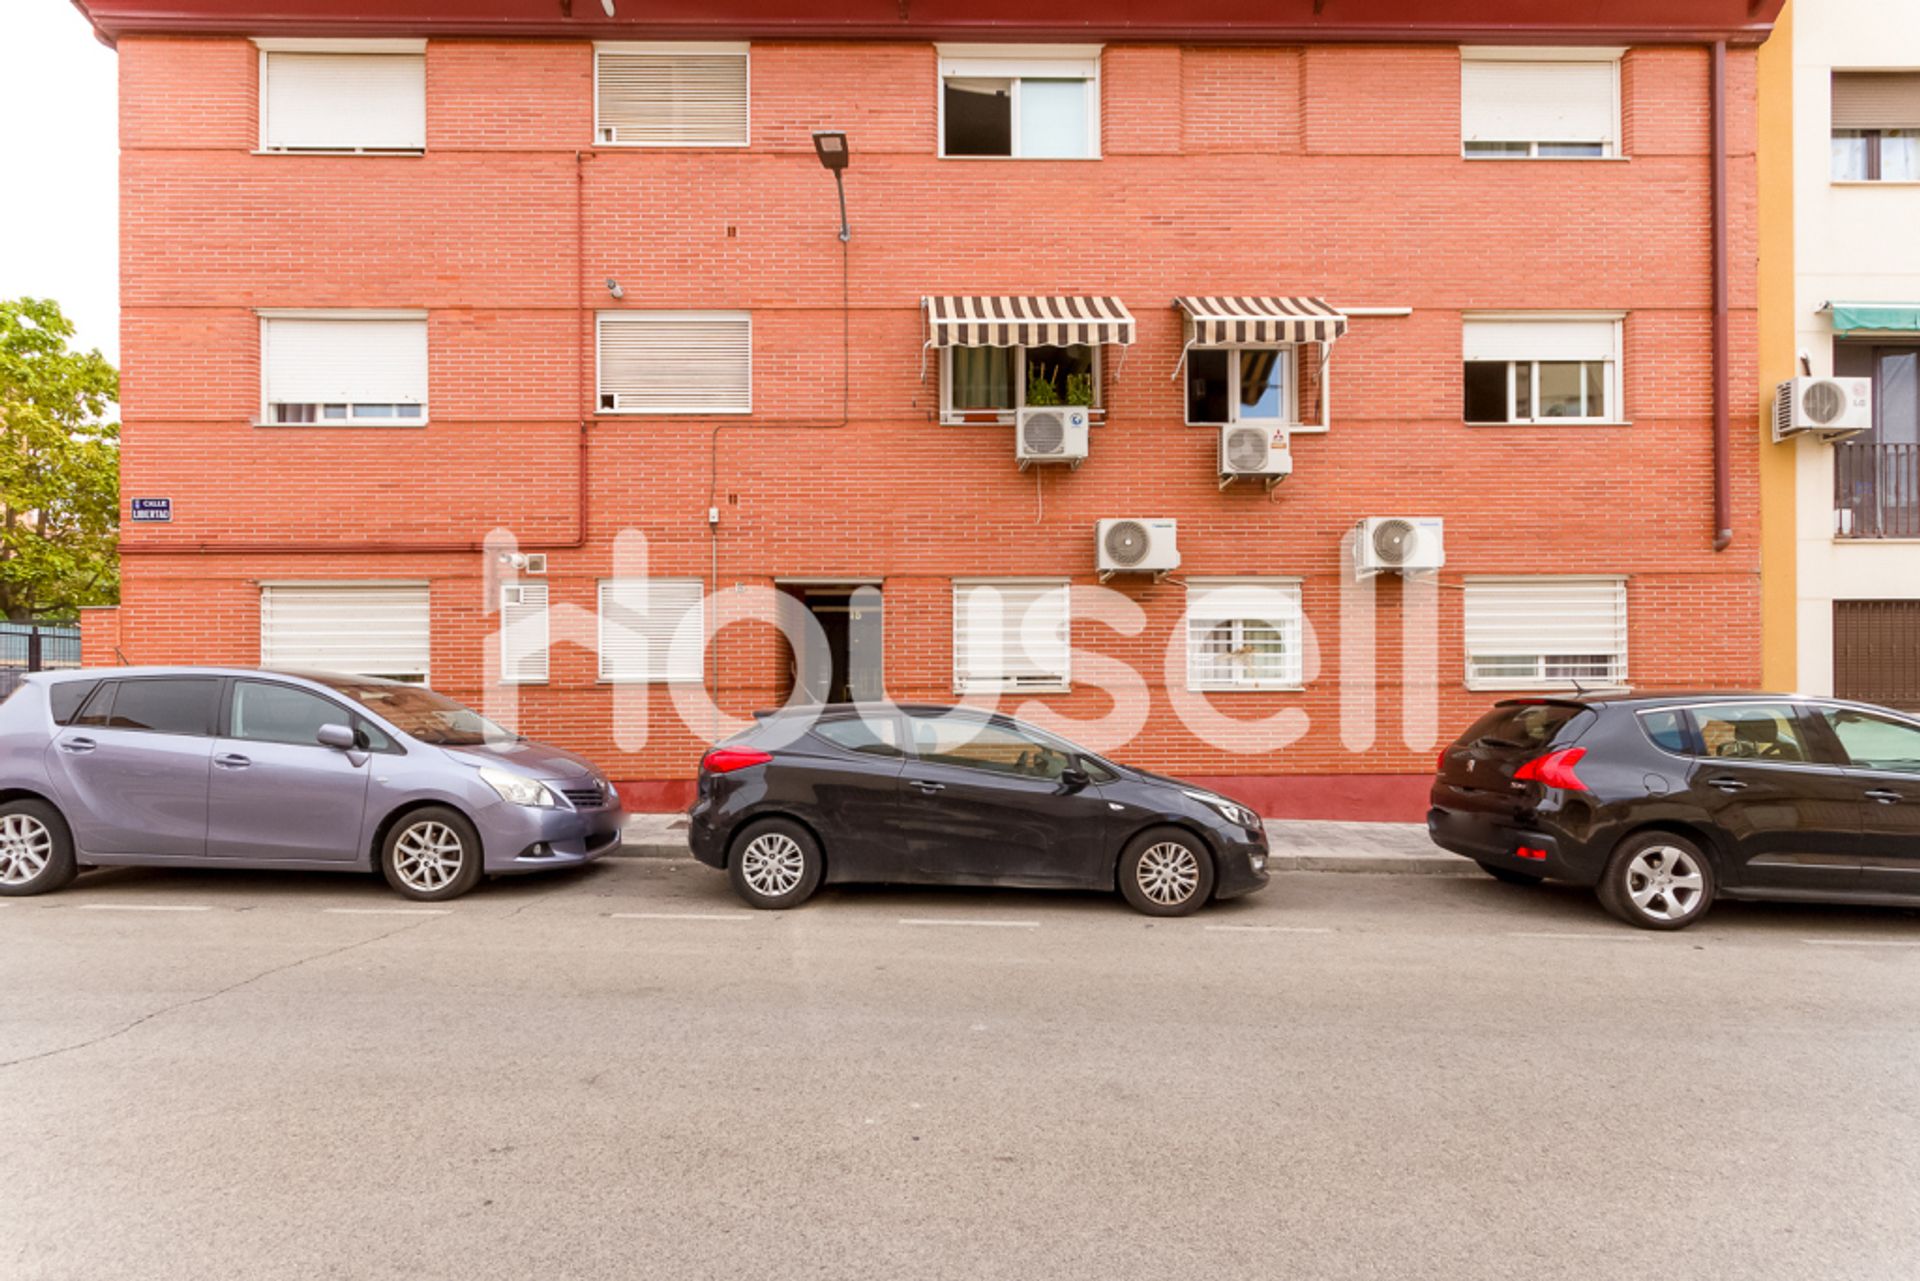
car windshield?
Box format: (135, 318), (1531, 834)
(309, 676), (514, 746)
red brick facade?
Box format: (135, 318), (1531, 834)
(102, 34), (1764, 817)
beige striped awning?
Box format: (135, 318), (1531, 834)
(1175, 296), (1349, 346)
(923, 296), (1136, 348)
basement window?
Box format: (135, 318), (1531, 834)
(938, 46), (1100, 159)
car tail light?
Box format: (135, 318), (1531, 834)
(1437, 747), (1450, 773)
(701, 748), (772, 774)
(1512, 747), (1588, 792)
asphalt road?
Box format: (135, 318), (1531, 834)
(4, 858), (1919, 1281)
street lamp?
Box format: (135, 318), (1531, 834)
(812, 130), (851, 243)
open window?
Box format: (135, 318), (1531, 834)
(1173, 297), (1345, 433)
(923, 296), (1134, 426)
(1463, 314), (1623, 425)
(938, 45), (1101, 159)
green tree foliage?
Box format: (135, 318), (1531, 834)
(0, 298), (120, 620)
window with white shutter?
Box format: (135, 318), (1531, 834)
(595, 43), (750, 147)
(1464, 577), (1628, 690)
(953, 579), (1071, 693)
(598, 579), (705, 682)
(597, 312), (751, 414)
(1461, 48), (1622, 159)
(260, 583), (431, 682)
(261, 313), (429, 426)
(1462, 314), (1623, 424)
(257, 41), (427, 153)
(499, 583), (550, 685)
(1185, 579), (1304, 691)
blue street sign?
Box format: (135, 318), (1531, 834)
(131, 498), (172, 523)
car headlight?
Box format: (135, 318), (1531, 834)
(1183, 789), (1260, 829)
(479, 766), (561, 808)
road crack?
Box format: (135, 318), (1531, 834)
(0, 915), (440, 1072)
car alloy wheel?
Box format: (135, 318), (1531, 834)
(739, 832), (805, 899)
(1624, 844), (1705, 923)
(0, 812), (53, 887)
(394, 821), (465, 893)
(1137, 840), (1200, 907)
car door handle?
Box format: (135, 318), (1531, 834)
(58, 737), (96, 754)
(1864, 788), (1904, 804)
(910, 779), (946, 793)
(1706, 776), (1748, 792)
(214, 753), (251, 770)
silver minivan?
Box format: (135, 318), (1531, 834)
(0, 668), (624, 900)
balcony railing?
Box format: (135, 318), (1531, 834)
(1835, 441), (1920, 539)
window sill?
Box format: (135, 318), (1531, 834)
(597, 677), (705, 685)
(1466, 680), (1625, 693)
(943, 410), (1103, 427)
(936, 154), (1102, 162)
(598, 408), (753, 416)
(1186, 421), (1314, 432)
(253, 148), (425, 157)
(1832, 536), (1920, 545)
(1189, 684), (1306, 693)
(1464, 420), (1633, 428)
(253, 419), (430, 429)
(1830, 179), (1920, 187)
(953, 683), (1071, 695)
(1461, 153), (1628, 162)
(594, 140), (750, 149)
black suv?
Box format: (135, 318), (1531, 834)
(1428, 693), (1920, 929)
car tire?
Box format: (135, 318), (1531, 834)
(381, 807), (484, 902)
(1475, 859), (1544, 887)
(0, 798), (78, 897)
(1596, 831), (1715, 931)
(1118, 827), (1215, 917)
(727, 818), (823, 910)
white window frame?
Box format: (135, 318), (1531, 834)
(1462, 312), (1624, 426)
(936, 44), (1102, 160)
(258, 309), (430, 428)
(596, 311), (752, 415)
(597, 578), (705, 683)
(1184, 578), (1306, 692)
(254, 39), (427, 155)
(1464, 575), (1629, 692)
(1182, 346), (1301, 428)
(952, 578), (1072, 694)
(593, 41), (751, 149)
(499, 583), (551, 686)
(939, 345), (1104, 425)
(1460, 46), (1624, 161)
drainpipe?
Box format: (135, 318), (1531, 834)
(1711, 39), (1733, 552)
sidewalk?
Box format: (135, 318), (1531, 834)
(616, 813), (1469, 876)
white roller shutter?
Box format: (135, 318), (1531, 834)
(261, 584), (431, 681)
(596, 44), (749, 146)
(500, 583), (550, 685)
(598, 579), (705, 682)
(262, 317), (429, 410)
(1464, 577), (1628, 689)
(261, 51), (426, 151)
(1462, 57), (1618, 147)
(953, 579), (1071, 693)
(598, 313), (751, 414)
(1463, 318), (1619, 363)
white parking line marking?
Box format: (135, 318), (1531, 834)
(1203, 924), (1332, 934)
(1801, 938), (1920, 948)
(322, 907), (451, 917)
(1508, 930), (1646, 941)
(76, 904), (213, 913)
(898, 918), (1039, 929)
(610, 912), (756, 922)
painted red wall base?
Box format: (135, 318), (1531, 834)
(613, 774), (1430, 822)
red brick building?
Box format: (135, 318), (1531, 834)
(74, 0), (1786, 817)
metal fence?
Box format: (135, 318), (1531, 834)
(1835, 441), (1920, 539)
(0, 622), (83, 700)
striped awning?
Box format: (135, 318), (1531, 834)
(1175, 296), (1349, 346)
(923, 296), (1136, 348)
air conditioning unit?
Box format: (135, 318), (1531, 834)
(1016, 406), (1090, 469)
(1097, 518), (1180, 581)
(1773, 377), (1871, 442)
(1218, 424), (1292, 489)
(1354, 517), (1444, 577)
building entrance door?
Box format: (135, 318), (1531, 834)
(781, 582), (883, 705)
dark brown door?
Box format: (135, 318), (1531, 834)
(1834, 600), (1920, 713)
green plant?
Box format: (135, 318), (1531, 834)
(1064, 372), (1094, 406)
(1025, 363), (1061, 407)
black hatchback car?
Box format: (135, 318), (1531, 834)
(1429, 692), (1920, 929)
(687, 704), (1270, 916)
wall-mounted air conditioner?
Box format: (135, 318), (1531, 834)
(1218, 424), (1292, 489)
(1097, 518), (1179, 581)
(1773, 377), (1870, 443)
(1354, 517), (1444, 577)
(1016, 406), (1090, 468)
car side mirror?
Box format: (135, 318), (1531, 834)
(316, 723), (357, 750)
(1060, 766), (1091, 789)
